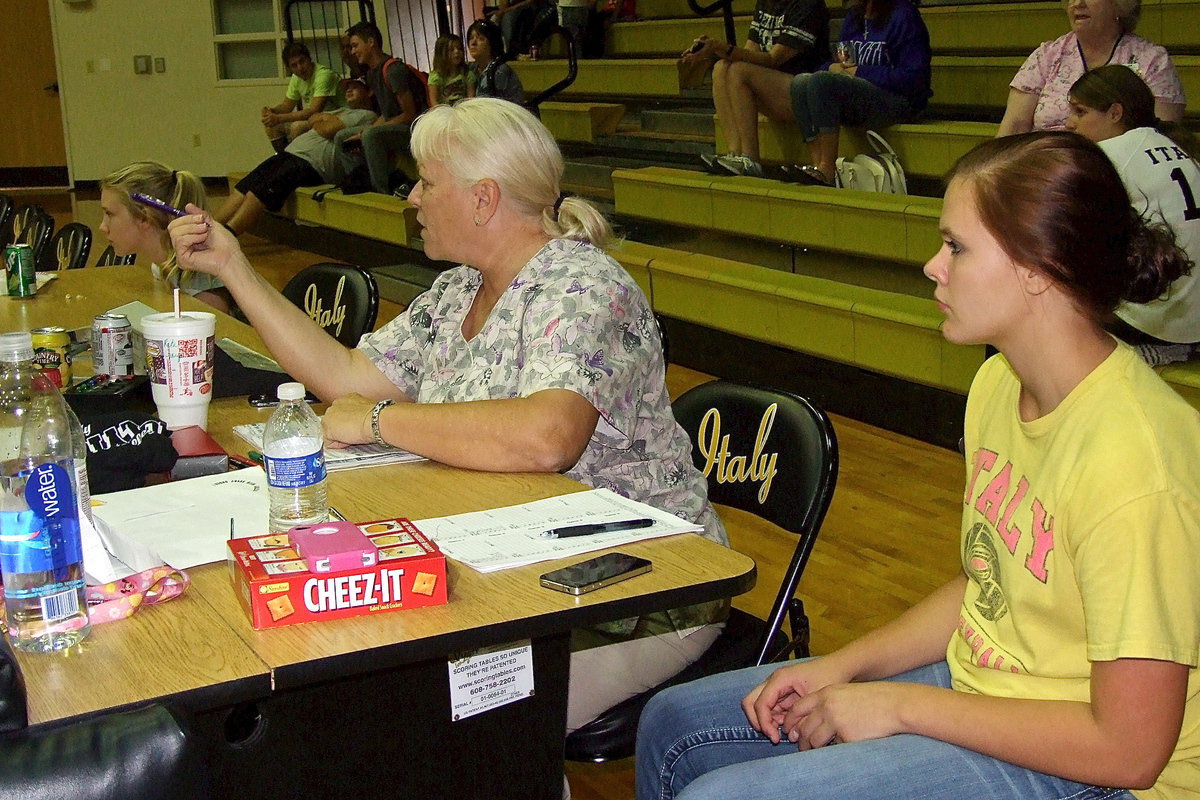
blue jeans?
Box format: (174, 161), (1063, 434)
(788, 71), (916, 141)
(635, 660), (1135, 800)
(334, 123), (413, 194)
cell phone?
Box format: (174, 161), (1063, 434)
(539, 552), (652, 596)
(248, 391), (319, 407)
(289, 521), (379, 573)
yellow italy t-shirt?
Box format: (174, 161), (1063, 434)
(947, 345), (1200, 799)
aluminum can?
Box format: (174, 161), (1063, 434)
(91, 314), (134, 378)
(4, 244), (36, 298)
(30, 326), (72, 388)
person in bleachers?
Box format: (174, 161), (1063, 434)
(681, 0), (830, 175)
(214, 78), (378, 235)
(427, 34), (475, 107)
(490, 0), (545, 57)
(333, 21), (429, 195)
(1066, 64), (1199, 367)
(468, 19), (524, 104)
(100, 161), (232, 314)
(260, 43), (341, 153)
(714, 0), (931, 185)
(168, 96), (729, 742)
(996, 0), (1184, 137)
(636, 131), (1200, 800)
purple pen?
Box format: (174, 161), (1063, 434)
(131, 192), (187, 218)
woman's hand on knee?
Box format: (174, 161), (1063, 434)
(783, 681), (911, 750)
(741, 659), (849, 744)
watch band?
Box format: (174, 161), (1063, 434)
(370, 399), (395, 447)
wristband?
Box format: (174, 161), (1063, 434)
(370, 399), (396, 446)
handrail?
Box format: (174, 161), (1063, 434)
(284, 0), (375, 77)
(686, 0), (736, 45)
(524, 26), (580, 114)
(492, 11), (579, 114)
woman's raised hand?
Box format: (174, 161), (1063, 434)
(167, 203), (242, 280)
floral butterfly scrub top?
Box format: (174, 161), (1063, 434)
(358, 239), (728, 633)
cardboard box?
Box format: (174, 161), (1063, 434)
(227, 518), (447, 630)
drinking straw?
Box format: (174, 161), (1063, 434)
(173, 288), (181, 317)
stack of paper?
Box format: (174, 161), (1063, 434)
(234, 422), (425, 471)
(414, 488), (703, 572)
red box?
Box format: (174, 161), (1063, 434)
(227, 518), (447, 630)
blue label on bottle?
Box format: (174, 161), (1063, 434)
(264, 450), (326, 489)
(0, 462), (82, 575)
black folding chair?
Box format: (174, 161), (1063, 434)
(565, 380), (839, 762)
(282, 262), (380, 346)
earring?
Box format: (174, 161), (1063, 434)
(474, 217), (482, 226)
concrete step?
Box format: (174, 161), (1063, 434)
(369, 262), (442, 307)
(640, 107), (714, 137)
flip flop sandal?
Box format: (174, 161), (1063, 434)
(790, 165), (834, 187)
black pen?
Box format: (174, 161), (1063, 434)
(541, 518), (655, 539)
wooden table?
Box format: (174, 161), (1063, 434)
(3, 268), (758, 799)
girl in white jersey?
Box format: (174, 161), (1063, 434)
(635, 132), (1200, 800)
(1067, 64), (1200, 365)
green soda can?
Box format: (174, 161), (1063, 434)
(4, 244), (36, 298)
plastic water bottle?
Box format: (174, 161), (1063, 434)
(0, 332), (36, 464)
(0, 332), (91, 652)
(263, 382), (328, 533)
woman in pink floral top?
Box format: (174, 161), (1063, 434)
(169, 97), (730, 736)
(996, 0), (1184, 136)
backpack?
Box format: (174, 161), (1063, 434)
(834, 131), (907, 194)
(379, 57), (430, 115)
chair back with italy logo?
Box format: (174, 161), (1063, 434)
(282, 262), (379, 347)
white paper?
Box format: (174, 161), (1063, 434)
(90, 470), (271, 569)
(414, 488), (702, 572)
(233, 422), (425, 471)
(81, 513), (163, 583)
(448, 640), (535, 721)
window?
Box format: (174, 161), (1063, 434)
(212, 0), (359, 82)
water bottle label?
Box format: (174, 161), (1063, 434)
(264, 450), (327, 489)
(0, 462), (83, 575)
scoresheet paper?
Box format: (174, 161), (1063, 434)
(414, 488), (702, 572)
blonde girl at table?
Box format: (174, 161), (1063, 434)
(168, 97), (730, 735)
(635, 131), (1200, 800)
(100, 161), (233, 314)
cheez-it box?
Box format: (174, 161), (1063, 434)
(227, 518), (447, 629)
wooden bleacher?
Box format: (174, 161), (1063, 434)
(247, 0), (1200, 431)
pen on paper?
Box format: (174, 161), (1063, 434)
(541, 518), (655, 539)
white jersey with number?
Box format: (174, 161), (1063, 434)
(1100, 126), (1200, 343)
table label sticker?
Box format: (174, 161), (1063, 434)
(448, 639), (534, 721)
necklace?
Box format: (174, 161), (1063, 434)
(1076, 33), (1123, 71)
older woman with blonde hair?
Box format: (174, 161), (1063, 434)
(168, 97), (729, 734)
(100, 161), (232, 313)
(996, 0), (1184, 136)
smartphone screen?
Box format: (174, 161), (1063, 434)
(539, 552), (652, 595)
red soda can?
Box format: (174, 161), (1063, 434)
(91, 314), (134, 378)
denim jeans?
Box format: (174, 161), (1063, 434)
(635, 659), (1135, 800)
(334, 123), (413, 194)
(787, 70), (915, 141)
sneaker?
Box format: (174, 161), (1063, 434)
(700, 152), (722, 173)
(1134, 342), (1193, 367)
(715, 154), (763, 177)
